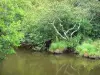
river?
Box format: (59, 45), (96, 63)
(0, 49), (100, 75)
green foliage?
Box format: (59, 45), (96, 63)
(22, 0), (93, 46)
(49, 41), (67, 52)
(0, 0), (100, 57)
(93, 39), (100, 53)
(76, 39), (100, 56)
(66, 34), (82, 48)
(49, 33), (82, 52)
(76, 43), (97, 56)
(0, 0), (24, 58)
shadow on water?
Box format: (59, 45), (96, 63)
(0, 49), (100, 75)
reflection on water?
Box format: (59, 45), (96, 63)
(0, 49), (100, 75)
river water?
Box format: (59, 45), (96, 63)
(0, 49), (100, 75)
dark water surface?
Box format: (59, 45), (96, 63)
(0, 49), (100, 75)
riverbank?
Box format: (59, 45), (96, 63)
(18, 45), (100, 60)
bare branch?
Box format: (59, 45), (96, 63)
(71, 24), (80, 38)
(63, 24), (76, 39)
(65, 24), (76, 35)
(51, 21), (67, 40)
(57, 17), (62, 22)
(59, 23), (69, 39)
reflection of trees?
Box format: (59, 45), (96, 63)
(56, 64), (66, 75)
(0, 61), (3, 75)
(49, 54), (100, 75)
(1, 52), (100, 75)
(89, 66), (100, 75)
(56, 64), (78, 75)
(55, 63), (82, 75)
(0, 52), (57, 75)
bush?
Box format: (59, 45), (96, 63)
(75, 39), (100, 56)
(49, 41), (67, 52)
(0, 0), (24, 58)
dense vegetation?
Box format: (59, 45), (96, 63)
(0, 0), (100, 59)
(0, 0), (24, 59)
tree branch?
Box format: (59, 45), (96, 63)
(51, 21), (67, 40)
(59, 23), (69, 39)
(65, 24), (76, 35)
(71, 24), (80, 38)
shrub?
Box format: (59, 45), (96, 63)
(49, 41), (67, 52)
(0, 0), (24, 58)
(75, 39), (100, 56)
